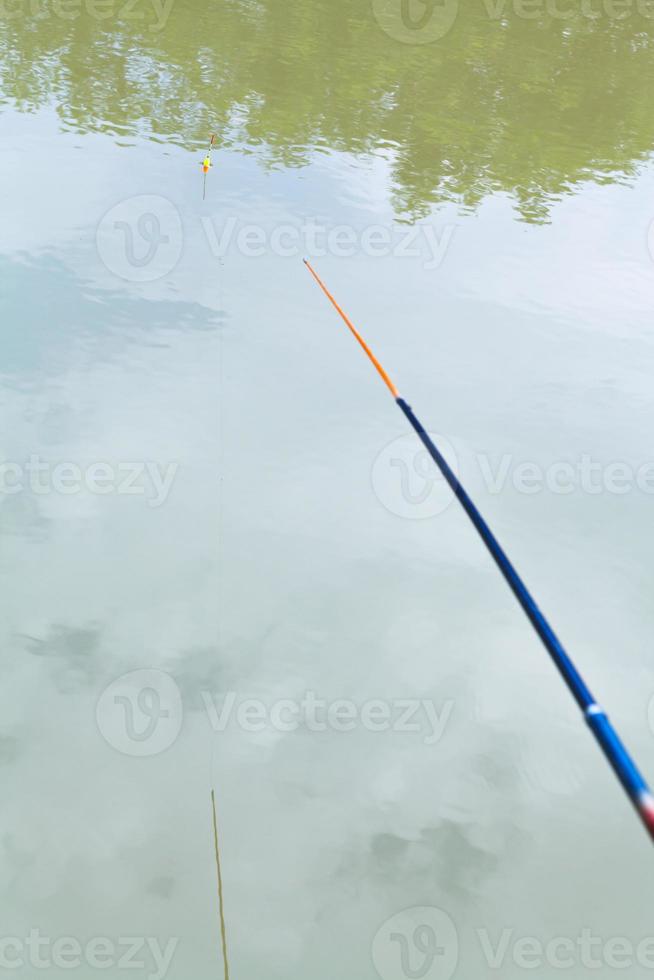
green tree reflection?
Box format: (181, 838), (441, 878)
(2, 0), (654, 221)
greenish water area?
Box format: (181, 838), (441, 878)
(3, 1), (654, 976)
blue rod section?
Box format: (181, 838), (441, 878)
(396, 396), (654, 840)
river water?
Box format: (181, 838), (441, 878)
(2, 1), (654, 977)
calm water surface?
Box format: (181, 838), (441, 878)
(2, 2), (654, 977)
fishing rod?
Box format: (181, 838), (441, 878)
(303, 258), (654, 844)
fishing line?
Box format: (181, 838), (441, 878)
(211, 789), (231, 980)
(303, 257), (654, 844)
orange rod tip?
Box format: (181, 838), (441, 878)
(303, 261), (399, 399)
